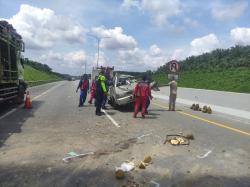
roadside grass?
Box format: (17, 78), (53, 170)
(152, 67), (250, 93)
(24, 64), (61, 81)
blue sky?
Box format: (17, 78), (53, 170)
(1, 0), (250, 75)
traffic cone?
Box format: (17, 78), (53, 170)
(25, 91), (32, 109)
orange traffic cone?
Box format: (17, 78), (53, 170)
(25, 91), (32, 109)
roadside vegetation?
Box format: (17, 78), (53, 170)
(152, 45), (250, 93)
(24, 64), (61, 81)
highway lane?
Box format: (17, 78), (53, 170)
(0, 81), (249, 187)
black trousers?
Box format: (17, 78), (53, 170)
(95, 93), (104, 113)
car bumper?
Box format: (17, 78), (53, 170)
(116, 95), (135, 105)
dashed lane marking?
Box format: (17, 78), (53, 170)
(102, 109), (120, 128)
(152, 102), (250, 137)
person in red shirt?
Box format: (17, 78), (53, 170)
(133, 76), (151, 118)
(76, 74), (89, 107)
(88, 76), (97, 104)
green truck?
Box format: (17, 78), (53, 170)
(0, 21), (26, 104)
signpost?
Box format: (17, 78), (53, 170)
(167, 60), (180, 80)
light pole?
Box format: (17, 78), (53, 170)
(87, 34), (111, 67)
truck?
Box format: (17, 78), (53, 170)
(0, 21), (26, 104)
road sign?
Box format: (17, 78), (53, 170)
(168, 60), (180, 73)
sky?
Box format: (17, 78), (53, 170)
(1, 0), (250, 75)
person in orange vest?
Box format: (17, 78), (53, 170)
(88, 76), (97, 104)
(76, 74), (89, 107)
(133, 76), (151, 118)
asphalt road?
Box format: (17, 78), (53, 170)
(0, 81), (249, 187)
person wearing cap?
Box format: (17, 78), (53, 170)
(95, 71), (107, 116)
(133, 75), (150, 118)
(76, 74), (89, 107)
(168, 76), (177, 111)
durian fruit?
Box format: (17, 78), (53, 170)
(185, 133), (194, 140)
(115, 169), (125, 179)
(143, 156), (152, 163)
(190, 103), (195, 110)
(194, 104), (200, 111)
(207, 106), (212, 114)
(138, 162), (146, 169)
(202, 105), (208, 113)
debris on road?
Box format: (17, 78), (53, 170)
(207, 106), (212, 114)
(137, 133), (152, 139)
(138, 161), (147, 169)
(185, 133), (194, 140)
(150, 180), (160, 187)
(115, 161), (135, 179)
(138, 156), (152, 169)
(164, 134), (190, 145)
(143, 156), (152, 163)
(115, 169), (125, 179)
(197, 150), (212, 159)
(191, 103), (212, 114)
(62, 151), (94, 162)
(120, 161), (136, 172)
(202, 105), (208, 113)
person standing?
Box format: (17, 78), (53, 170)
(76, 74), (89, 107)
(168, 77), (177, 111)
(88, 76), (97, 104)
(133, 76), (150, 118)
(145, 80), (153, 114)
(95, 71), (107, 116)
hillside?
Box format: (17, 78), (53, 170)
(24, 64), (61, 81)
(153, 45), (250, 93)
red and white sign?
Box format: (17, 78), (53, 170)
(168, 60), (179, 73)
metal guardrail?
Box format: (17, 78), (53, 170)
(26, 80), (60, 87)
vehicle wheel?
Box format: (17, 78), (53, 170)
(110, 97), (118, 108)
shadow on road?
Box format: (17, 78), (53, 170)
(0, 101), (44, 148)
(0, 163), (249, 187)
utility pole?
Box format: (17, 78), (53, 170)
(85, 61), (87, 74)
(87, 34), (111, 68)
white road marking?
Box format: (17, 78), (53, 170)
(197, 150), (212, 159)
(102, 109), (120, 128)
(137, 133), (152, 139)
(0, 108), (17, 120)
(150, 180), (160, 187)
(0, 83), (63, 120)
(32, 83), (63, 100)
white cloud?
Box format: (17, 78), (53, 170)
(7, 4), (85, 49)
(183, 18), (198, 28)
(211, 2), (248, 21)
(171, 48), (187, 60)
(40, 50), (87, 69)
(91, 26), (137, 50)
(149, 44), (162, 56)
(121, 0), (141, 10)
(230, 27), (250, 46)
(118, 44), (169, 70)
(190, 33), (220, 56)
(121, 0), (183, 27)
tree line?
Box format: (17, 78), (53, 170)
(155, 45), (250, 74)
